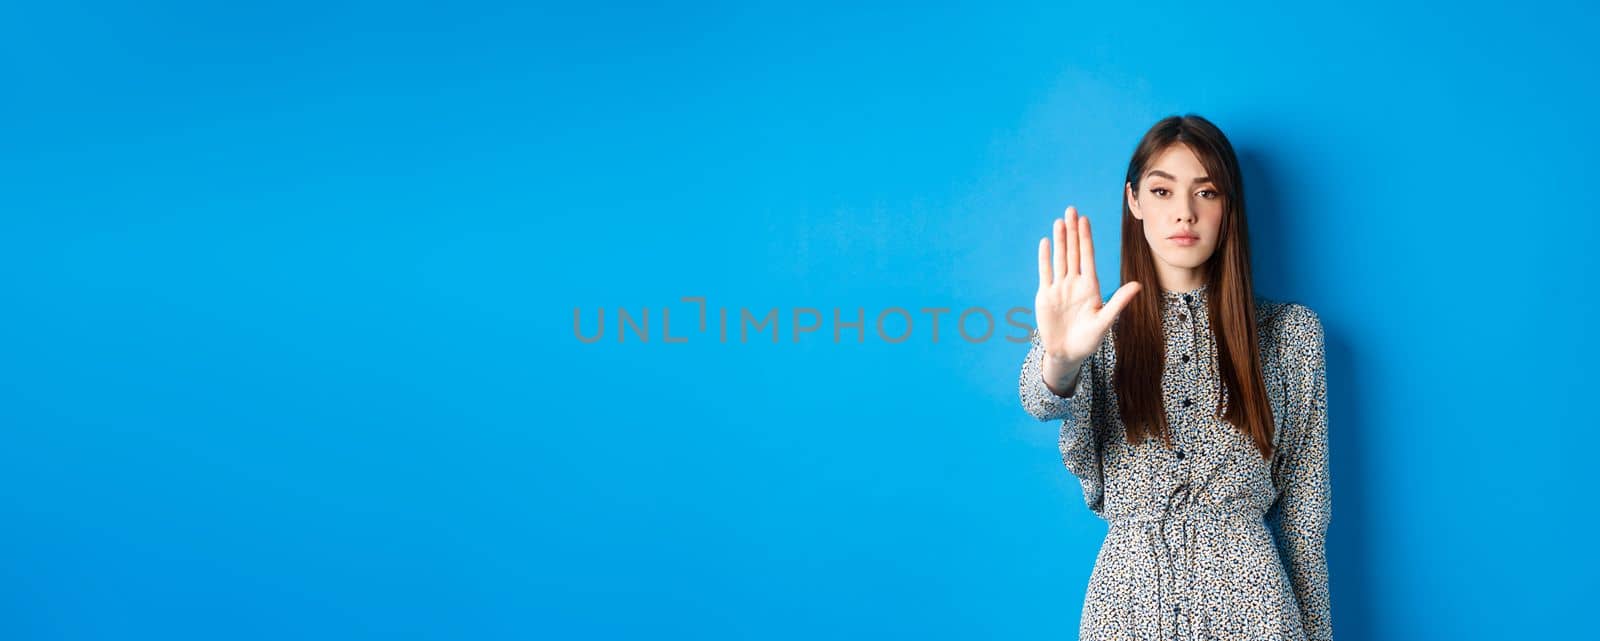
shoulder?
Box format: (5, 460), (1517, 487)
(1254, 295), (1324, 360)
(1255, 296), (1322, 336)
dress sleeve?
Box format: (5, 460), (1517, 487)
(1018, 328), (1107, 518)
(1264, 304), (1333, 641)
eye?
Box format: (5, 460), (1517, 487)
(1148, 187), (1170, 197)
(1198, 189), (1219, 199)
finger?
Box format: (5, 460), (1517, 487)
(1037, 237), (1052, 289)
(1078, 214), (1096, 280)
(1052, 217), (1067, 280)
(1100, 281), (1142, 321)
(1064, 206), (1079, 277)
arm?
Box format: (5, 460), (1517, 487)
(1018, 327), (1107, 518)
(1264, 305), (1333, 641)
(1023, 205), (1138, 518)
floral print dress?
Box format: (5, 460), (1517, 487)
(1019, 283), (1332, 641)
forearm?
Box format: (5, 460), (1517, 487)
(1279, 532), (1332, 641)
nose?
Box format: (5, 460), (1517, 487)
(1175, 203), (1196, 224)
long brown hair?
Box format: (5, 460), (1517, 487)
(1114, 114), (1276, 461)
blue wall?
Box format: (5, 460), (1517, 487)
(3, 1), (1593, 639)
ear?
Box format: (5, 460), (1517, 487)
(1126, 181), (1143, 220)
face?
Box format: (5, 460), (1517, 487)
(1126, 143), (1224, 288)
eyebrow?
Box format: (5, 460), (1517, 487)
(1144, 170), (1214, 184)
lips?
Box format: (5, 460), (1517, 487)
(1169, 234), (1198, 240)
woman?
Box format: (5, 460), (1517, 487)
(1019, 114), (1331, 641)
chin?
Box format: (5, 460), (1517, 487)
(1155, 253), (1211, 269)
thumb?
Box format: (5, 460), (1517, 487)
(1099, 281), (1142, 322)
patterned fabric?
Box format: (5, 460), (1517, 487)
(1019, 283), (1331, 641)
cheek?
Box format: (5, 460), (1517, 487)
(1203, 204), (1225, 232)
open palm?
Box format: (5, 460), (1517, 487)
(1035, 205), (1142, 364)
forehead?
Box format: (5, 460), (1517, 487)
(1144, 144), (1209, 179)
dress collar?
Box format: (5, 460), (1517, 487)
(1159, 282), (1208, 305)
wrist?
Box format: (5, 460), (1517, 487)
(1040, 353), (1084, 396)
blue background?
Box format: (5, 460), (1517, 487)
(3, 1), (1594, 639)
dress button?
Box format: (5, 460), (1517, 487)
(1176, 449), (1185, 460)
(1178, 312), (1188, 322)
(1182, 294), (1191, 303)
(1181, 354), (1190, 362)
(1182, 398), (1192, 407)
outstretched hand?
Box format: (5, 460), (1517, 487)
(1035, 205), (1142, 365)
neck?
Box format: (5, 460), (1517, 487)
(1156, 265), (1206, 293)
